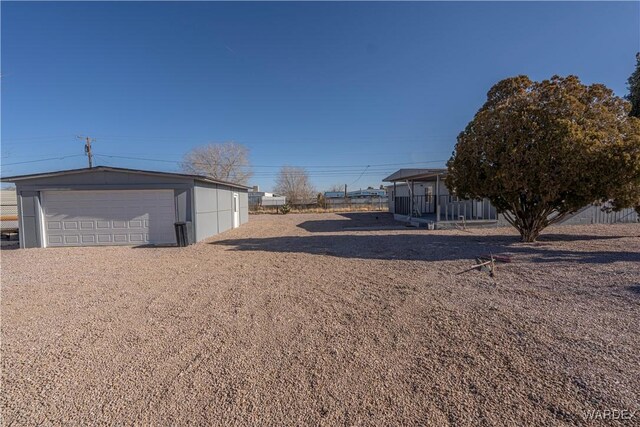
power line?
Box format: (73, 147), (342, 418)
(349, 165), (370, 186)
(107, 134), (455, 141)
(1, 154), (85, 166)
(93, 157), (393, 178)
(94, 153), (447, 169)
(93, 153), (447, 180)
(1, 151), (438, 178)
(2, 134), (457, 147)
(0, 151), (445, 180)
(1, 135), (75, 142)
(1, 152), (82, 160)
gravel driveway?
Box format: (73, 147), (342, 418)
(2, 213), (639, 426)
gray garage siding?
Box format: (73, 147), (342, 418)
(194, 183), (219, 241)
(216, 184), (234, 234)
(239, 192), (249, 224)
(193, 182), (249, 241)
(17, 191), (43, 248)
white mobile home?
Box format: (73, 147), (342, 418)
(384, 168), (638, 227)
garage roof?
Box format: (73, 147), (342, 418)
(0, 166), (250, 190)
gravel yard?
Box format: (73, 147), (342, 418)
(1, 213), (639, 426)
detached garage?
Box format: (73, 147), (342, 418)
(1, 166), (249, 248)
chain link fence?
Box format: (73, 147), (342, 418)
(250, 197), (389, 213)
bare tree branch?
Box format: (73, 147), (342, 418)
(274, 166), (315, 205)
(181, 142), (252, 186)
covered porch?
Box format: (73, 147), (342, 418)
(384, 169), (499, 226)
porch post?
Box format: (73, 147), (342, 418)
(435, 175), (440, 221)
(410, 180), (414, 217)
(393, 182), (397, 213)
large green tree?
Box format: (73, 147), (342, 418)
(625, 53), (640, 215)
(626, 53), (640, 117)
(446, 75), (640, 242)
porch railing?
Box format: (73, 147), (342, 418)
(395, 195), (497, 222)
(394, 196), (411, 216)
(439, 195), (497, 221)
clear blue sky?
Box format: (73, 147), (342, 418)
(2, 1), (638, 191)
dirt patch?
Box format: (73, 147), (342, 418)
(2, 213), (639, 425)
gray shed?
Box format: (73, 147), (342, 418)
(1, 166), (249, 248)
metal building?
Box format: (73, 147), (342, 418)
(1, 166), (249, 248)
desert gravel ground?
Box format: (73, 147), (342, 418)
(1, 213), (639, 426)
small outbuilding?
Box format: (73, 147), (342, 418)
(1, 166), (249, 248)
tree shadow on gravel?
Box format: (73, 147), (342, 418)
(131, 244), (179, 249)
(297, 212), (403, 233)
(535, 234), (634, 242)
(627, 285), (640, 295)
(212, 233), (638, 264)
(296, 212), (636, 241)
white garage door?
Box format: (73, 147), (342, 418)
(42, 190), (176, 247)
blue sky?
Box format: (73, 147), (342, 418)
(2, 1), (639, 191)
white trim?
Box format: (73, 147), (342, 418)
(17, 194), (24, 249)
(232, 193), (240, 229)
(190, 187), (197, 242)
(39, 193), (47, 248)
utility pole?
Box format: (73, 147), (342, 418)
(78, 136), (95, 168)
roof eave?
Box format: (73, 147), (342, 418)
(0, 166), (249, 190)
(383, 169), (448, 182)
(194, 176), (250, 190)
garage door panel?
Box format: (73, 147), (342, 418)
(47, 221), (62, 230)
(97, 234), (112, 243)
(80, 221), (95, 230)
(42, 190), (176, 247)
(64, 235), (80, 244)
(48, 235), (63, 244)
(130, 233), (145, 243)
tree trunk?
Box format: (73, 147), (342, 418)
(518, 225), (542, 242)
